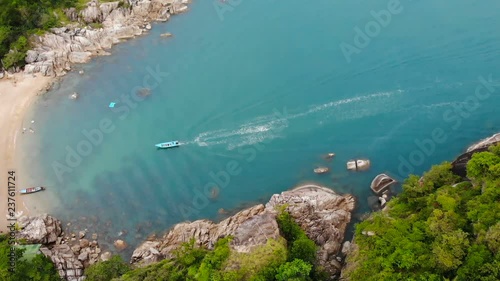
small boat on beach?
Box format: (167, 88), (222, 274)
(155, 141), (180, 149)
(20, 186), (45, 195)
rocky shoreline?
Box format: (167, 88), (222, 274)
(16, 185), (355, 280)
(5, 0), (190, 78)
(16, 214), (109, 281)
(13, 131), (500, 281)
(131, 185), (356, 278)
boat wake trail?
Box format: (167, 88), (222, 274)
(189, 89), (404, 150)
(193, 117), (288, 150)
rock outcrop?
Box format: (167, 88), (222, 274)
(370, 173), (396, 195)
(17, 214), (63, 244)
(466, 132), (500, 152)
(451, 132), (500, 178)
(16, 214), (103, 281)
(131, 204), (278, 265)
(314, 167), (330, 174)
(266, 185), (356, 276)
(23, 0), (190, 77)
(131, 185), (355, 277)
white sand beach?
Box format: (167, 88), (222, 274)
(0, 73), (54, 232)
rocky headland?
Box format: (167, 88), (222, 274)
(451, 132), (500, 177)
(131, 185), (356, 277)
(16, 185), (355, 280)
(19, 0), (190, 77)
(16, 214), (108, 281)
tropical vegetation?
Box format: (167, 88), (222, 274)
(0, 0), (83, 69)
(343, 144), (500, 280)
(0, 234), (61, 280)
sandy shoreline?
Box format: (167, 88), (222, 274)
(0, 73), (54, 232)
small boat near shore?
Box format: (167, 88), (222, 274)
(155, 141), (180, 149)
(20, 186), (45, 194)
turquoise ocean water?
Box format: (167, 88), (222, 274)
(19, 0), (500, 255)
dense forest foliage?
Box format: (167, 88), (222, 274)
(343, 144), (500, 280)
(0, 234), (61, 280)
(0, 0), (77, 69)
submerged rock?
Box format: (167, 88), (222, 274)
(314, 167), (329, 174)
(323, 152), (336, 159)
(70, 92), (79, 100)
(209, 186), (220, 199)
(136, 87), (151, 97)
(114, 239), (128, 251)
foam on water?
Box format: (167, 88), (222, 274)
(189, 89), (404, 149)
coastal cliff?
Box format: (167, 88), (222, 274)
(131, 185), (356, 278)
(22, 0), (189, 77)
(451, 132), (500, 178)
(16, 214), (106, 281)
(13, 185), (354, 280)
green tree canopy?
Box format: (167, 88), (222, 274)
(84, 255), (131, 281)
(343, 144), (500, 280)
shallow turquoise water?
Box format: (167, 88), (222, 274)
(21, 0), (500, 254)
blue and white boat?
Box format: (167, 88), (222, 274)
(155, 141), (180, 149)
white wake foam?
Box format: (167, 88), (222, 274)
(190, 89), (404, 150)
